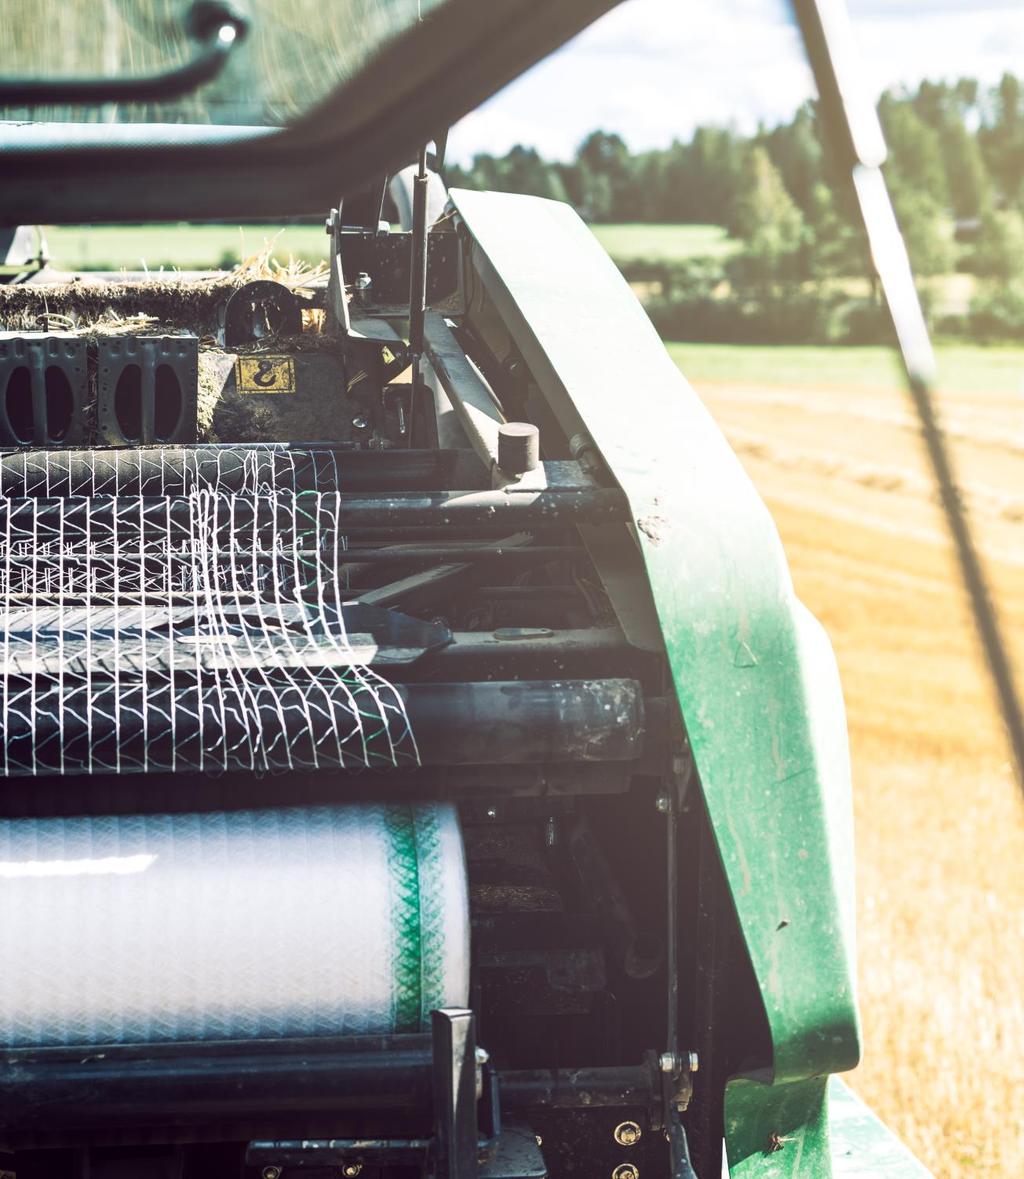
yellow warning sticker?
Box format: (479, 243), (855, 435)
(236, 356), (296, 394)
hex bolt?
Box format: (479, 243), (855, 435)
(612, 1165), (640, 1179)
(613, 1121), (643, 1147)
(659, 1051), (679, 1073)
(261, 1168), (282, 1179)
(655, 793), (671, 813)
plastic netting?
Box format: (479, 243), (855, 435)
(0, 450), (418, 776)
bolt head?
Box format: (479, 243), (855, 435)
(341, 1165), (362, 1178)
(612, 1165), (640, 1179)
(659, 1051), (678, 1073)
(688, 1050), (699, 1072)
(351, 416), (369, 431)
(613, 1121), (642, 1147)
(655, 794), (671, 813)
(261, 1168), (282, 1179)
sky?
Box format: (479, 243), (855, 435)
(447, 0), (1024, 163)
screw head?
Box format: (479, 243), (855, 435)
(613, 1121), (642, 1147)
(612, 1165), (640, 1179)
(261, 1168), (282, 1179)
(341, 1165), (362, 1178)
(351, 416), (369, 431)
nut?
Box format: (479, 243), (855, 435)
(613, 1121), (642, 1147)
(612, 1165), (640, 1179)
(261, 1169), (282, 1179)
(688, 1050), (699, 1073)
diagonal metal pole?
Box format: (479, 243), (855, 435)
(790, 0), (1024, 799)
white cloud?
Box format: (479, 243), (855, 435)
(446, 0), (1024, 163)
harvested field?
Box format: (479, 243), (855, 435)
(670, 343), (1024, 1177)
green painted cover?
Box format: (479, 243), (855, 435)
(451, 189), (863, 1174)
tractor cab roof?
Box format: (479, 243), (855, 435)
(0, 0), (621, 224)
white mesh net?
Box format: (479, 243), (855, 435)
(0, 449), (419, 775)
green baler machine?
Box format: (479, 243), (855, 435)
(0, 1), (979, 1176)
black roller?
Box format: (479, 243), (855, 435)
(0, 486), (627, 538)
(0, 678), (645, 777)
(0, 446), (475, 496)
(0, 1035), (659, 1139)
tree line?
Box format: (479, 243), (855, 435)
(445, 74), (1024, 340)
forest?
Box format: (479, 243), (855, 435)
(445, 75), (1024, 343)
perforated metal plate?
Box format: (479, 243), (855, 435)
(97, 335), (198, 445)
(0, 334), (87, 446)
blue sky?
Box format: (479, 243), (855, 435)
(447, 0), (1024, 162)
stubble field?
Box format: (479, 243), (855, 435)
(669, 342), (1024, 1178)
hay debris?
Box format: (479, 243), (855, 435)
(0, 249), (327, 338)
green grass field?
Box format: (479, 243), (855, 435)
(44, 221), (736, 272)
(44, 223), (328, 272)
(666, 342), (1024, 396)
(591, 223), (736, 263)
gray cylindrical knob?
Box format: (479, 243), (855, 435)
(498, 421), (539, 476)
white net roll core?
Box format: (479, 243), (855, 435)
(0, 803), (469, 1047)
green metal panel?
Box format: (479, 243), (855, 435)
(725, 1078), (831, 1176)
(725, 1079), (933, 1177)
(827, 1079), (934, 1177)
(451, 190), (861, 1172)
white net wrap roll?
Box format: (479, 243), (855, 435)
(0, 803), (469, 1047)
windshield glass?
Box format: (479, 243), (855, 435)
(4, 0), (442, 126)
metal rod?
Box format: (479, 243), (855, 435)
(791, 0), (1024, 797)
(408, 146), (431, 450)
(0, 2), (248, 106)
(665, 787), (679, 1059)
(409, 147), (430, 361)
(0, 1039), (660, 1138)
